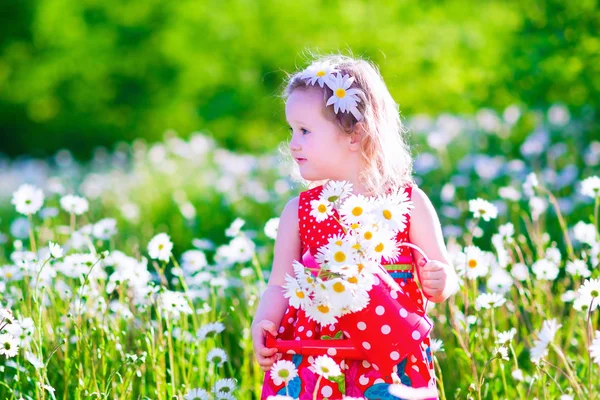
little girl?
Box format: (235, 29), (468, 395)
(252, 54), (458, 399)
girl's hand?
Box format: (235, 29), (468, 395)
(251, 319), (279, 372)
(417, 259), (450, 301)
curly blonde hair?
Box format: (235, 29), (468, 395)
(280, 52), (414, 195)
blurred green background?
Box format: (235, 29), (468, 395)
(0, 0), (598, 159)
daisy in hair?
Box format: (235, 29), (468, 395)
(300, 61), (338, 88)
(325, 73), (364, 121)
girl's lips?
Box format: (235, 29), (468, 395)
(295, 157), (307, 164)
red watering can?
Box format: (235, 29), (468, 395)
(267, 242), (433, 373)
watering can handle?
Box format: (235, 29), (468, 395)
(396, 242), (431, 314)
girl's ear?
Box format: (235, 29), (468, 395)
(348, 122), (365, 151)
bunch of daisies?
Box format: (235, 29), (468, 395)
(282, 180), (413, 326)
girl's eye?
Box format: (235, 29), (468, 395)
(300, 128), (309, 135)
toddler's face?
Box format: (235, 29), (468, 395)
(286, 88), (355, 182)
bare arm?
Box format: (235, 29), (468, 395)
(251, 195), (301, 331)
(409, 186), (459, 303)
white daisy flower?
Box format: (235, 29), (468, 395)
(225, 218), (245, 237)
(580, 176), (600, 198)
(510, 263), (530, 282)
(388, 383), (438, 399)
(530, 319), (561, 363)
(305, 301), (339, 327)
(522, 172), (539, 197)
(498, 186), (521, 202)
(511, 368), (525, 381)
(282, 274), (311, 310)
(207, 348), (228, 367)
(59, 194), (89, 215)
(573, 295), (599, 313)
(92, 218), (117, 240)
(214, 377), (237, 395)
(461, 246), (490, 279)
(544, 247), (561, 264)
(430, 339), (444, 353)
(339, 194), (372, 225)
(300, 61), (338, 88)
(196, 322), (225, 341)
(493, 346), (510, 361)
(322, 180), (353, 203)
(327, 240), (357, 267)
(532, 259), (559, 281)
(292, 261), (317, 293)
(11, 184), (44, 216)
(310, 354), (342, 379)
(590, 330), (600, 365)
(147, 233), (173, 262)
(181, 250), (208, 275)
(25, 351), (44, 369)
(498, 222), (515, 242)
(0, 308), (15, 324)
(577, 278), (600, 312)
(49, 241), (64, 259)
(342, 287), (370, 314)
(468, 198), (498, 221)
(573, 221), (597, 246)
(529, 196), (548, 220)
(325, 73), (364, 121)
(372, 192), (411, 233)
(184, 388), (210, 400)
(270, 359), (298, 386)
(159, 290), (192, 319)
(496, 328), (517, 346)
(310, 198), (333, 222)
(561, 290), (577, 303)
(0, 333), (19, 358)
(324, 278), (355, 310)
(267, 396), (296, 400)
(264, 217), (279, 240)
(370, 232), (400, 262)
(475, 292), (506, 310)
(566, 259), (591, 278)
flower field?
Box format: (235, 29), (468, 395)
(0, 105), (599, 399)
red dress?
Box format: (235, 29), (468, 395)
(261, 184), (437, 400)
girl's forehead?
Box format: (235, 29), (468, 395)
(285, 89), (325, 121)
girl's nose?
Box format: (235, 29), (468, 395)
(289, 133), (301, 151)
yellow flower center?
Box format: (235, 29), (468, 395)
(317, 304), (330, 314)
(383, 209), (392, 220)
(335, 88), (346, 98)
(317, 70), (326, 77)
(352, 243), (361, 250)
(296, 290), (305, 299)
(333, 282), (346, 293)
(335, 240), (343, 246)
(375, 243), (384, 253)
(334, 251), (346, 263)
(318, 204), (327, 213)
(364, 231), (373, 240)
(158, 244), (164, 250)
(322, 366), (330, 373)
(357, 263), (364, 273)
(350, 223), (359, 229)
(352, 206), (363, 216)
(278, 369), (290, 378)
(306, 277), (313, 284)
(468, 259), (478, 268)
(348, 276), (358, 284)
